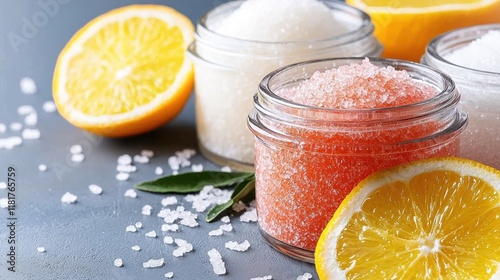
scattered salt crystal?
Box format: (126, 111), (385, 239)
(22, 128), (40, 139)
(142, 258), (164, 268)
(172, 239), (194, 257)
(17, 105), (35, 115)
(191, 164), (203, 172)
(221, 166), (232, 172)
(163, 236), (174, 244)
(0, 182), (6, 189)
(209, 229), (224, 236)
(24, 112), (37, 126)
(113, 258), (123, 267)
(185, 185), (233, 212)
(161, 224), (179, 232)
(42, 101), (56, 113)
(131, 245), (141, 251)
(124, 189), (137, 198)
(225, 240), (251, 252)
(232, 201), (247, 212)
(208, 249), (226, 275)
(38, 164), (47, 172)
(141, 149), (154, 158)
(297, 273), (313, 280)
(220, 224), (233, 232)
(164, 272), (174, 278)
(37, 247), (46, 253)
(88, 184), (102, 195)
(70, 144), (82, 154)
(168, 156), (180, 171)
(0, 198), (8, 208)
(180, 217), (199, 228)
(117, 154), (132, 165)
(221, 216), (230, 223)
(135, 222), (143, 229)
(251, 276), (272, 280)
(71, 153), (84, 163)
(133, 154), (149, 164)
(116, 164), (137, 173)
(126, 225), (137, 233)
(116, 172), (129, 181)
(240, 208), (258, 222)
(0, 123), (5, 133)
(172, 170), (178, 175)
(20, 77), (37, 94)
(142, 205), (152, 215)
(10, 122), (23, 131)
(61, 192), (77, 204)
(161, 196), (177, 206)
(0, 136), (23, 150)
(145, 230), (157, 238)
(155, 166), (164, 175)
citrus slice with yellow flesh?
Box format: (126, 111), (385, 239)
(346, 0), (500, 62)
(53, 5), (194, 137)
(315, 157), (500, 279)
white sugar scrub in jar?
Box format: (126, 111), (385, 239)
(422, 24), (500, 169)
(188, 0), (383, 171)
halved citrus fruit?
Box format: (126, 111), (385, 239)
(53, 5), (194, 137)
(315, 157), (500, 279)
(346, 0), (500, 61)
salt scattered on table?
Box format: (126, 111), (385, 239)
(113, 258), (123, 267)
(20, 77), (37, 94)
(116, 164), (137, 173)
(0, 123), (6, 133)
(88, 184), (102, 195)
(126, 225), (137, 233)
(24, 112), (37, 126)
(117, 154), (132, 165)
(155, 166), (163, 175)
(70, 144), (82, 154)
(209, 229), (224, 236)
(38, 164), (47, 172)
(296, 272), (313, 280)
(221, 216), (230, 223)
(145, 230), (157, 238)
(251, 276), (273, 280)
(42, 101), (57, 113)
(116, 172), (129, 181)
(161, 224), (179, 232)
(185, 185), (232, 212)
(0, 198), (8, 208)
(208, 248), (226, 275)
(10, 122), (23, 131)
(142, 205), (152, 215)
(191, 164), (203, 172)
(124, 189), (137, 198)
(161, 196), (177, 207)
(0, 182), (6, 189)
(17, 105), (35, 115)
(163, 236), (174, 244)
(133, 154), (149, 164)
(240, 208), (258, 222)
(37, 247), (46, 253)
(131, 245), (141, 251)
(61, 192), (77, 204)
(22, 128), (40, 139)
(232, 201), (247, 212)
(225, 240), (251, 252)
(173, 238), (194, 257)
(135, 222), (143, 229)
(220, 224), (233, 232)
(0, 136), (22, 150)
(142, 258), (164, 268)
(71, 153), (84, 163)
(164, 272), (174, 278)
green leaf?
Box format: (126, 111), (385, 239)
(206, 176), (255, 223)
(135, 171), (254, 194)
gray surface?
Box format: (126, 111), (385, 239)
(0, 1), (317, 279)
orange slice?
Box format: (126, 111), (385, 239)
(346, 0), (500, 61)
(53, 5), (194, 137)
(315, 157), (500, 279)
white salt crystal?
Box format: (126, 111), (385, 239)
(22, 128), (40, 139)
(172, 239), (194, 257)
(0, 136), (23, 150)
(38, 164), (47, 172)
(168, 156), (180, 171)
(135, 222), (143, 229)
(126, 225), (137, 233)
(251, 276), (273, 280)
(71, 154), (84, 163)
(191, 164), (203, 172)
(225, 240), (250, 252)
(131, 245), (141, 251)
(61, 192), (77, 204)
(17, 105), (35, 115)
(141, 149), (154, 158)
(113, 258), (123, 267)
(209, 229), (224, 236)
(0, 198), (8, 208)
(297, 273), (313, 280)
(24, 112), (37, 126)
(10, 122), (23, 131)
(161, 224), (179, 232)
(180, 217), (199, 228)
(155, 166), (164, 175)
(221, 216), (230, 223)
(163, 236), (174, 244)
(164, 272), (174, 278)
(145, 230), (157, 238)
(240, 208), (258, 222)
(116, 172), (129, 181)
(70, 144), (82, 154)
(20, 77), (37, 94)
(0, 182), (6, 189)
(133, 154), (149, 164)
(37, 247), (46, 253)
(208, 249), (226, 275)
(161, 196), (177, 206)
(172, 170), (178, 175)
(221, 166), (232, 172)
(232, 201), (247, 212)
(117, 154), (132, 165)
(116, 164), (137, 173)
(124, 189), (137, 198)
(142, 205), (152, 215)
(0, 123), (6, 133)
(42, 101), (56, 113)
(142, 258), (164, 268)
(220, 224), (233, 232)
(88, 184), (102, 195)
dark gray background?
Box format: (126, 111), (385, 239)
(0, 0), (317, 279)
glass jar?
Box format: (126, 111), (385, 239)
(248, 57), (467, 263)
(188, 0), (383, 171)
(422, 24), (500, 170)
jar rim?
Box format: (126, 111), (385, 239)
(424, 23), (500, 77)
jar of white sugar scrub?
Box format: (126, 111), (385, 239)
(422, 24), (500, 170)
(188, 0), (383, 171)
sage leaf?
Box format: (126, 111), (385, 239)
(206, 176), (255, 223)
(135, 171), (254, 194)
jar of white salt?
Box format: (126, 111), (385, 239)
(422, 24), (500, 170)
(188, 0), (383, 171)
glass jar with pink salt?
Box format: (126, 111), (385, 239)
(247, 58), (467, 263)
(421, 24), (500, 170)
(188, 0), (382, 171)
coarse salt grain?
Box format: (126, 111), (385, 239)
(20, 77), (37, 94)
(0, 182), (6, 189)
(191, 164), (203, 172)
(42, 101), (56, 113)
(116, 172), (129, 181)
(24, 112), (37, 126)
(251, 276), (273, 280)
(37, 247), (46, 253)
(225, 240), (251, 252)
(163, 236), (174, 244)
(161, 224), (179, 232)
(161, 196), (177, 206)
(208, 249), (226, 275)
(61, 192), (77, 204)
(22, 128), (40, 139)
(38, 164), (47, 172)
(220, 224), (233, 232)
(126, 225), (137, 233)
(145, 230), (157, 238)
(131, 245), (141, 251)
(297, 273), (313, 280)
(10, 122), (23, 131)
(155, 166), (163, 175)
(116, 164), (137, 173)
(0, 123), (6, 133)
(133, 154), (149, 164)
(124, 189), (137, 198)
(88, 184), (102, 195)
(185, 185), (233, 212)
(71, 153), (84, 163)
(135, 222), (143, 229)
(209, 229), (224, 236)
(240, 208), (258, 222)
(221, 216), (230, 223)
(0, 198), (8, 208)
(113, 258), (123, 267)
(17, 105), (35, 115)
(70, 144), (82, 154)
(232, 201), (247, 212)
(142, 258), (164, 268)
(164, 272), (174, 278)
(142, 205), (152, 215)
(172, 239), (193, 257)
(0, 136), (22, 150)
(117, 154), (132, 165)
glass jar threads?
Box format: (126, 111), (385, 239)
(248, 57), (467, 262)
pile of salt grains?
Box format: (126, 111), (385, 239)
(0, 78), (314, 280)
